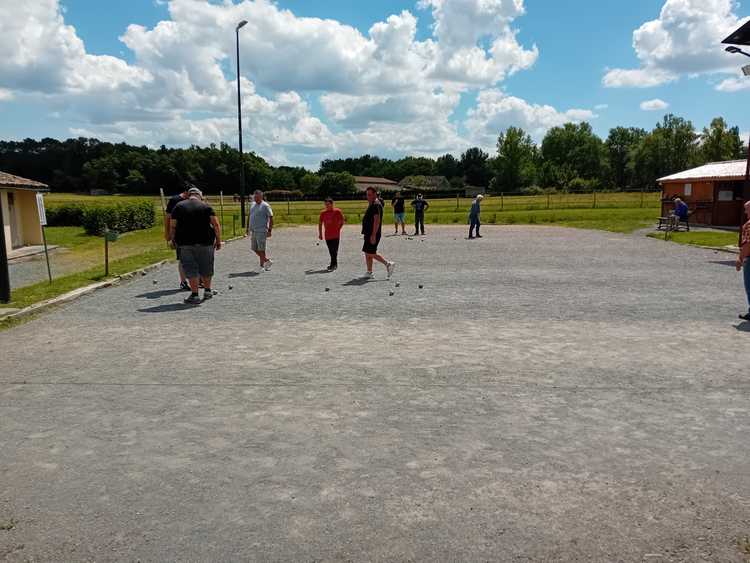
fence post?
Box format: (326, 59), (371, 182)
(287, 196), (291, 215)
(640, 188), (644, 208)
(592, 191), (597, 209)
(233, 214), (236, 237)
(501, 192), (504, 211)
(547, 193), (550, 210)
(456, 193), (459, 210)
(104, 225), (109, 277)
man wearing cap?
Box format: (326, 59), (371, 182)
(391, 191), (407, 235)
(169, 187), (222, 305)
(468, 194), (484, 239)
(319, 197), (345, 271)
(165, 185), (190, 290)
(248, 190), (274, 271)
(411, 193), (429, 236)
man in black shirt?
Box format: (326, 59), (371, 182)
(362, 187), (395, 279)
(169, 187), (222, 304)
(391, 191), (407, 235)
(411, 193), (429, 236)
(165, 186), (189, 289)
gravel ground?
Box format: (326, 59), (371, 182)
(1, 225), (749, 562)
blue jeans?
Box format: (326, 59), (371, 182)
(744, 260), (750, 312)
(469, 216), (480, 237)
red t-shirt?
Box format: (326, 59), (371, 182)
(320, 208), (345, 240)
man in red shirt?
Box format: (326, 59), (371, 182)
(318, 197), (345, 271)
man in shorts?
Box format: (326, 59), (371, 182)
(362, 187), (395, 279)
(391, 191), (407, 235)
(248, 190), (274, 271)
(169, 187), (222, 305)
(318, 197), (345, 271)
(165, 184), (190, 290)
(737, 200), (750, 321)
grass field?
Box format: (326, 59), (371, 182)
(647, 230), (740, 248)
(1, 192), (660, 315)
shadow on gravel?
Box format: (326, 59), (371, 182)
(735, 321), (750, 332)
(305, 269), (332, 275)
(138, 303), (198, 313)
(135, 289), (184, 299)
(342, 277), (387, 286)
(709, 260), (738, 267)
(228, 271), (260, 278)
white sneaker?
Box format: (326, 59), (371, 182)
(386, 261), (396, 279)
(362, 271), (374, 279)
(263, 259), (273, 271)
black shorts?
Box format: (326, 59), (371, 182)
(362, 236), (381, 254)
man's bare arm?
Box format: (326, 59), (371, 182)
(371, 214), (381, 242)
(268, 215), (274, 236)
(169, 220), (177, 247)
(210, 216), (222, 249)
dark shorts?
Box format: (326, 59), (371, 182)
(178, 244), (215, 279)
(362, 235), (381, 254)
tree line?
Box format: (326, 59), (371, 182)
(0, 114), (744, 196)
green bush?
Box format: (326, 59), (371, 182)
(46, 203), (87, 226)
(81, 201), (155, 235)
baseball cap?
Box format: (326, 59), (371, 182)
(187, 187), (203, 197)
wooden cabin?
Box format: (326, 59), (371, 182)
(658, 160), (749, 227)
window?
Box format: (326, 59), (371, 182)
(684, 183), (692, 196)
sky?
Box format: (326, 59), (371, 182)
(1, 0), (749, 169)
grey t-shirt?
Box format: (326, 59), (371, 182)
(249, 201), (273, 232)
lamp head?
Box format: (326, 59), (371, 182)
(726, 46), (742, 54)
(236, 20), (248, 31)
(742, 64), (750, 76)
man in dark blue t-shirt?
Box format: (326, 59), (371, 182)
(361, 187), (395, 279)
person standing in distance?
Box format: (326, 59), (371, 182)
(169, 187), (222, 305)
(165, 184), (190, 290)
(411, 193), (429, 236)
(362, 187), (395, 279)
(391, 191), (407, 235)
(318, 197), (345, 271)
(737, 200), (750, 321)
(247, 190), (274, 271)
(468, 194), (484, 239)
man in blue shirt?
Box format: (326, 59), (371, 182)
(469, 194), (483, 239)
(411, 193), (429, 236)
(674, 198), (689, 222)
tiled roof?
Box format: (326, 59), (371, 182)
(658, 160), (748, 183)
(353, 176), (398, 185)
(0, 171), (48, 190)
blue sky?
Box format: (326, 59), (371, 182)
(1, 0), (749, 167)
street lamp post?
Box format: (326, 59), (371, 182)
(236, 20), (248, 228)
(723, 22), (750, 232)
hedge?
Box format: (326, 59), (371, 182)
(46, 203), (87, 226)
(47, 201), (156, 235)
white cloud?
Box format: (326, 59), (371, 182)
(640, 98), (669, 111)
(594, 104), (609, 110)
(603, 0), (747, 88)
(0, 0), (554, 166)
(465, 89), (596, 147)
(716, 74), (750, 91)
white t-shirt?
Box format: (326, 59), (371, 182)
(249, 201), (273, 232)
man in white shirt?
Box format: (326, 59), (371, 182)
(247, 190), (274, 271)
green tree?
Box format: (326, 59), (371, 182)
(631, 114), (698, 187)
(699, 117), (744, 163)
(605, 127), (647, 189)
(299, 173), (322, 195)
(540, 122), (604, 188)
(319, 172), (356, 198)
(436, 153), (462, 179)
(493, 127), (537, 192)
(460, 147), (491, 187)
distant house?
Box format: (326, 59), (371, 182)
(353, 176), (399, 193)
(658, 160), (749, 226)
(399, 175), (450, 192)
(0, 171), (48, 256)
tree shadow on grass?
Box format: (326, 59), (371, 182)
(135, 288), (184, 299)
(228, 271), (260, 278)
(138, 303), (198, 313)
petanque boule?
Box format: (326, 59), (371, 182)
(419, 284), (424, 289)
(389, 291), (394, 296)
